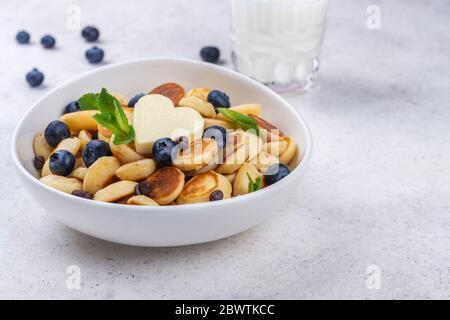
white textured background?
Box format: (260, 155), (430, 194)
(1, 0), (449, 299)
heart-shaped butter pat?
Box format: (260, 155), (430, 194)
(134, 94), (204, 154)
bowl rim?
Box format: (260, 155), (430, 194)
(11, 57), (313, 212)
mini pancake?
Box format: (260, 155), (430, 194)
(263, 139), (289, 158)
(94, 180), (138, 202)
(186, 88), (210, 101)
(144, 167), (185, 205)
(249, 114), (284, 142)
(278, 136), (297, 165)
(176, 171), (232, 205)
(178, 96), (216, 118)
(215, 130), (247, 174)
(149, 82), (185, 106)
(126, 195), (159, 206)
(195, 160), (218, 175)
(173, 138), (218, 172)
(248, 151), (279, 173)
(244, 130), (263, 161)
(233, 163), (262, 196)
(204, 118), (237, 130)
(224, 172), (237, 184)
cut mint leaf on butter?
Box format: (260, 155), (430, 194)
(247, 173), (262, 193)
(77, 88), (135, 145)
(217, 108), (259, 136)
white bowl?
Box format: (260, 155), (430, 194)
(12, 58), (312, 247)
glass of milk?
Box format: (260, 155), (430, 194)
(230, 0), (329, 94)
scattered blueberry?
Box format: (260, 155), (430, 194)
(82, 139), (113, 167)
(63, 101), (80, 114)
(85, 46), (104, 63)
(128, 93), (145, 107)
(16, 31), (30, 44)
(209, 190), (224, 201)
(72, 190), (93, 199)
(81, 26), (100, 42)
(44, 120), (70, 147)
(207, 90), (230, 109)
(200, 46), (220, 63)
(40, 35), (56, 48)
(264, 163), (291, 186)
(33, 156), (45, 170)
(49, 150), (75, 176)
(202, 126), (228, 149)
(152, 138), (176, 167)
(26, 68), (44, 87)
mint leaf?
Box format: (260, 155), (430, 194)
(97, 88), (116, 115)
(114, 99), (130, 132)
(248, 174), (254, 193)
(247, 173), (262, 193)
(255, 176), (262, 190)
(92, 114), (121, 133)
(85, 88), (135, 145)
(112, 127), (135, 145)
(217, 108), (259, 135)
(78, 93), (99, 110)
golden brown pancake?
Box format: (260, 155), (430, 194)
(233, 163), (262, 196)
(176, 171), (232, 204)
(149, 82), (185, 106)
(278, 136), (297, 165)
(173, 138), (218, 172)
(145, 167), (185, 205)
(216, 130), (247, 174)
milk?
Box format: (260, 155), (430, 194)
(230, 0), (329, 93)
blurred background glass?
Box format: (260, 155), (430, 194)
(230, 0), (329, 94)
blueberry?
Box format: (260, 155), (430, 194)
(85, 46), (104, 64)
(207, 90), (230, 109)
(136, 180), (151, 196)
(82, 140), (113, 167)
(26, 68), (44, 87)
(202, 126), (227, 149)
(40, 35), (56, 48)
(49, 150), (75, 176)
(16, 31), (30, 44)
(33, 156), (45, 170)
(72, 190), (93, 199)
(209, 190), (223, 201)
(264, 163), (291, 186)
(152, 138), (176, 167)
(200, 46), (220, 63)
(81, 26), (100, 42)
(63, 101), (80, 114)
(44, 120), (70, 147)
(128, 93), (145, 108)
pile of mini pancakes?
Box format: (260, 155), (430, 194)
(34, 83), (297, 206)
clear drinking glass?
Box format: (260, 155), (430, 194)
(230, 0), (329, 94)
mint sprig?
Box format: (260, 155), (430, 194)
(77, 93), (99, 110)
(217, 108), (259, 136)
(77, 88), (135, 145)
(247, 173), (262, 193)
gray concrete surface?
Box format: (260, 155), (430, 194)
(0, 0), (449, 299)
